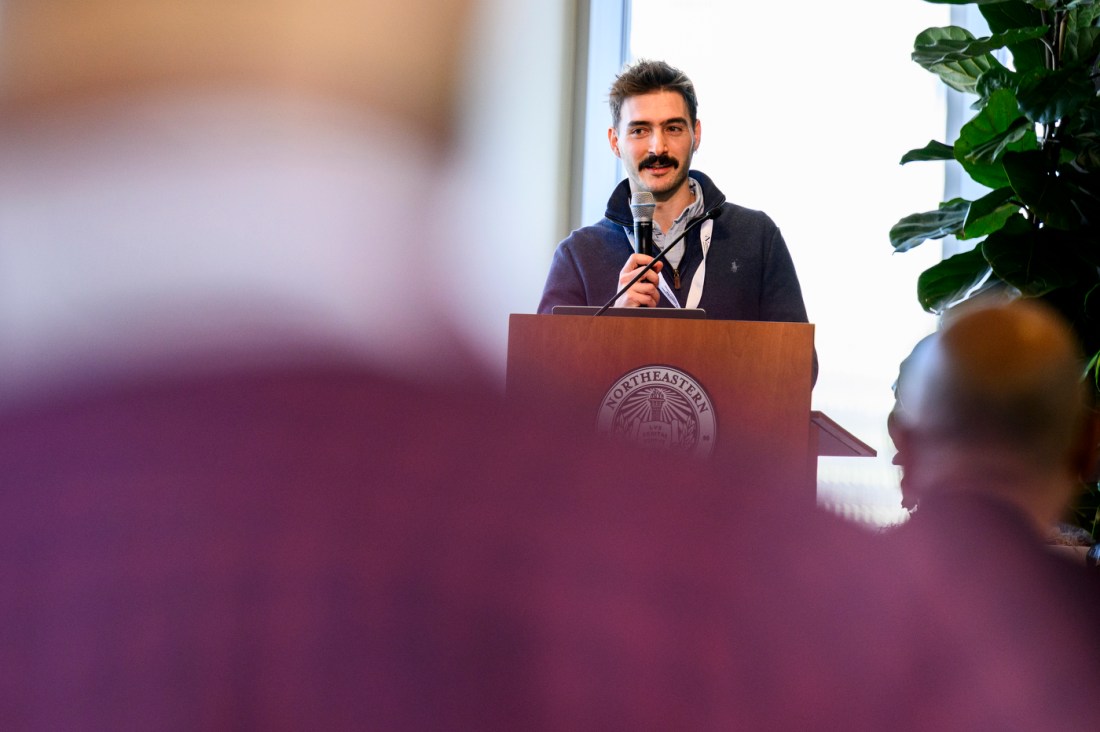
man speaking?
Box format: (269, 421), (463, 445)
(538, 59), (812, 341)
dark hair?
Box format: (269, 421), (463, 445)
(609, 59), (698, 129)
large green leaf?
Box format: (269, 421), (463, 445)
(900, 140), (955, 164)
(955, 89), (1039, 188)
(962, 116), (1036, 166)
(982, 216), (1083, 295)
(916, 247), (993, 313)
(1066, 1), (1100, 18)
(1087, 283), (1100, 321)
(962, 186), (1021, 238)
(980, 1), (1047, 73)
(913, 25), (1047, 65)
(1016, 66), (1097, 124)
(1073, 133), (1100, 170)
(923, 1), (1069, 6)
(975, 65), (1017, 104)
(1059, 166), (1100, 226)
(890, 199), (971, 252)
(1064, 96), (1100, 139)
(1003, 150), (1085, 228)
(1059, 100), (1100, 148)
(1067, 4), (1100, 32)
(1064, 26), (1100, 66)
(923, 0), (1035, 5)
(1022, 0), (1064, 10)
(924, 1), (1058, 10)
(1045, 276), (1100, 360)
(913, 27), (1001, 93)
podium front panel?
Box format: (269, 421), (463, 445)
(506, 313), (814, 495)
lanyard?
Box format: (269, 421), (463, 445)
(627, 217), (714, 309)
(684, 218), (713, 309)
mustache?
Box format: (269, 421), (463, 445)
(640, 154), (678, 170)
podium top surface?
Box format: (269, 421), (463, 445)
(811, 411), (876, 458)
(551, 306), (707, 319)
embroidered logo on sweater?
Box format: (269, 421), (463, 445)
(596, 366), (716, 458)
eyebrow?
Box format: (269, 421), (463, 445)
(625, 117), (691, 128)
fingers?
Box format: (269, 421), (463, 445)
(615, 254), (663, 308)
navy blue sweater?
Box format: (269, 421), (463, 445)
(538, 171), (810, 324)
(538, 170), (816, 383)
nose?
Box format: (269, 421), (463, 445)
(649, 128), (668, 155)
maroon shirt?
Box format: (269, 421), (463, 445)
(2, 362), (1097, 730)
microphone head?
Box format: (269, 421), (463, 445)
(630, 191), (656, 223)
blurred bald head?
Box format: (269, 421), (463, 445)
(900, 300), (1088, 459)
(893, 299), (1097, 524)
(0, 0), (475, 140)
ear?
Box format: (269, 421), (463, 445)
(608, 126), (621, 158)
(888, 413), (912, 469)
(693, 118), (702, 152)
(887, 415), (922, 510)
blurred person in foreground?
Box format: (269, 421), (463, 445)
(885, 298), (1100, 729)
(5, 3), (1095, 731)
(889, 299), (1099, 529)
(0, 2), (890, 730)
(0, 0), (484, 398)
(887, 331), (934, 513)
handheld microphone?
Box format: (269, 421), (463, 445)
(630, 191), (656, 257)
(594, 204), (723, 316)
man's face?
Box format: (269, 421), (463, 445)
(609, 90), (700, 202)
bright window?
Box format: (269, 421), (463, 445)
(588, 1), (955, 525)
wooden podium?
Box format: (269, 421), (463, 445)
(506, 313), (873, 501)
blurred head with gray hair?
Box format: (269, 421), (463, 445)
(0, 0), (480, 409)
(890, 298), (1099, 530)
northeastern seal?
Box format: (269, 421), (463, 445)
(596, 365), (717, 458)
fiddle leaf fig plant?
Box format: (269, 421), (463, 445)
(890, 0), (1100, 539)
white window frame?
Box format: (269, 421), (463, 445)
(574, 0), (630, 228)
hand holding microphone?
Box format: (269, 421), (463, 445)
(614, 191), (662, 307)
(615, 253), (663, 308)
(594, 202), (723, 316)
